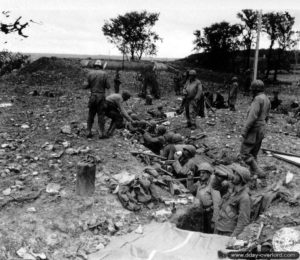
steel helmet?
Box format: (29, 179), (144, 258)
(130, 113), (139, 120)
(231, 76), (238, 82)
(250, 79), (264, 92)
(231, 164), (251, 184)
(198, 162), (214, 174)
(183, 145), (196, 157)
(172, 133), (183, 143)
(189, 70), (197, 76)
(164, 132), (175, 143)
(157, 125), (167, 135)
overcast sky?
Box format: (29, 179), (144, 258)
(1, 0), (300, 58)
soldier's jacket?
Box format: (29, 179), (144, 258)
(228, 82), (238, 104)
(172, 157), (197, 176)
(86, 70), (110, 94)
(215, 186), (251, 237)
(183, 79), (203, 100)
(143, 132), (165, 154)
(242, 93), (271, 137)
(195, 176), (221, 223)
(161, 143), (186, 160)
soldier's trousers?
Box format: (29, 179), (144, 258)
(87, 94), (106, 134)
(240, 125), (266, 161)
(105, 101), (124, 128)
(185, 99), (198, 126)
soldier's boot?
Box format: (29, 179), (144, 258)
(246, 157), (266, 178)
(86, 123), (93, 138)
(98, 121), (106, 139)
(107, 121), (117, 137)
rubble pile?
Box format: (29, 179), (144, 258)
(5, 57), (86, 86)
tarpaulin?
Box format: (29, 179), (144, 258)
(88, 222), (230, 260)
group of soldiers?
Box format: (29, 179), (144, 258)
(84, 63), (271, 240)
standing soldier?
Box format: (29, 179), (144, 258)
(193, 162), (221, 234)
(173, 71), (183, 96)
(183, 70), (203, 130)
(214, 165), (251, 238)
(114, 69), (121, 93)
(84, 63), (110, 139)
(240, 80), (271, 178)
(228, 76), (239, 111)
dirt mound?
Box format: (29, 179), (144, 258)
(7, 57), (86, 85)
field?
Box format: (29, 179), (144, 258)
(0, 57), (299, 259)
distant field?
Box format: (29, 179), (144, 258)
(23, 52), (177, 62)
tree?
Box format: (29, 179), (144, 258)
(0, 11), (30, 39)
(273, 12), (297, 81)
(102, 11), (162, 61)
(237, 9), (259, 69)
(262, 12), (282, 78)
(193, 21), (242, 70)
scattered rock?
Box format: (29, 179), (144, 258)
(46, 183), (61, 194)
(16, 247), (36, 260)
(27, 207), (37, 213)
(2, 188), (11, 196)
(21, 124), (30, 129)
(135, 225), (143, 234)
(61, 125), (72, 134)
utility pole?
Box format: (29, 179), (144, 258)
(253, 10), (262, 80)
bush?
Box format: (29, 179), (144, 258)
(0, 50), (29, 75)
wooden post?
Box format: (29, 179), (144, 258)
(253, 10), (262, 81)
(76, 160), (96, 196)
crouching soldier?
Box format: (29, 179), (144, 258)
(193, 162), (221, 234)
(240, 80), (271, 178)
(171, 145), (197, 178)
(105, 91), (134, 137)
(214, 165), (251, 238)
(161, 133), (185, 160)
(143, 125), (167, 154)
(147, 104), (167, 119)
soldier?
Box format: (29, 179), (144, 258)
(214, 165), (251, 238)
(143, 125), (167, 154)
(214, 91), (227, 109)
(270, 91), (282, 110)
(105, 91), (134, 137)
(228, 76), (238, 111)
(183, 70), (203, 129)
(147, 104), (167, 119)
(161, 133), (185, 160)
(84, 63), (110, 139)
(172, 145), (197, 177)
(114, 69), (121, 93)
(193, 162), (221, 234)
(240, 80), (271, 178)
(173, 71), (183, 96)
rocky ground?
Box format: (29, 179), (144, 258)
(0, 58), (299, 259)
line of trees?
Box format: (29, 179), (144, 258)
(193, 9), (300, 81)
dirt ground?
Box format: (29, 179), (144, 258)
(0, 60), (300, 259)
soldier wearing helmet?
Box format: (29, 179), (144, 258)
(172, 145), (197, 177)
(104, 91), (134, 137)
(240, 79), (270, 178)
(228, 76), (239, 111)
(215, 164), (251, 238)
(143, 125), (167, 154)
(192, 162), (221, 234)
(84, 62), (110, 139)
(147, 104), (167, 119)
(181, 69), (203, 130)
(161, 133), (185, 160)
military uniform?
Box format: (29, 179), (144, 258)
(183, 76), (203, 128)
(215, 186), (251, 237)
(85, 70), (110, 137)
(240, 93), (270, 161)
(228, 81), (238, 111)
(143, 132), (165, 154)
(114, 71), (121, 93)
(194, 176), (221, 233)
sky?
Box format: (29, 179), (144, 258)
(1, 0), (300, 58)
